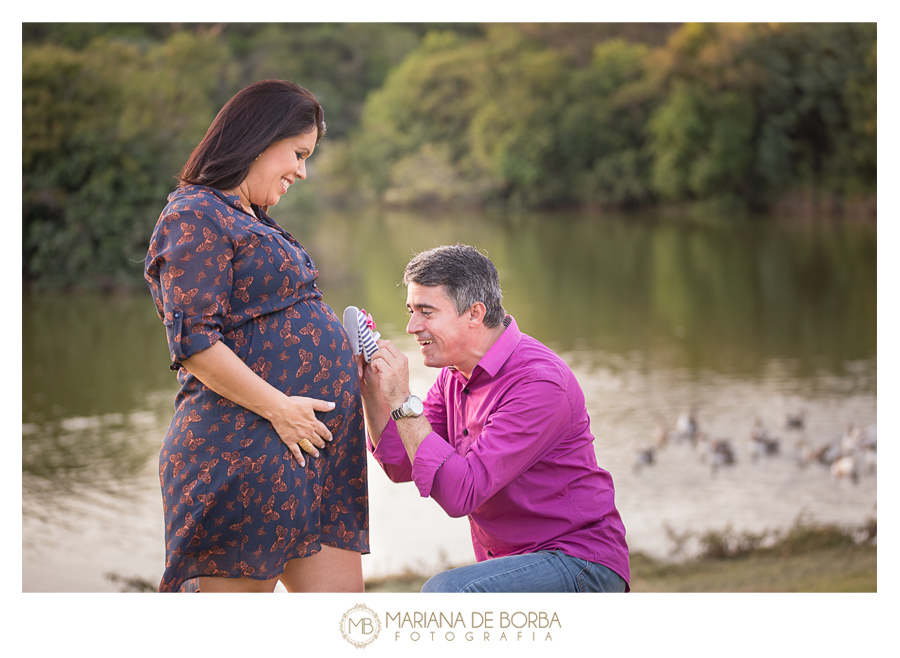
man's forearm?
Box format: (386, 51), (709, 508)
(362, 338), (433, 462)
(393, 414), (433, 465)
(361, 382), (430, 461)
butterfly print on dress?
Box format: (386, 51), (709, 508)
(144, 185), (368, 593)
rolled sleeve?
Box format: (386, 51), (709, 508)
(147, 212), (234, 368)
(367, 421), (457, 493)
(412, 432), (457, 499)
(367, 420), (415, 483)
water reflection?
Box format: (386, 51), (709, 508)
(297, 208), (875, 377)
(21, 208), (876, 591)
(23, 295), (176, 499)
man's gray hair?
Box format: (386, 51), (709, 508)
(403, 244), (506, 328)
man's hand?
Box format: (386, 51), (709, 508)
(363, 339), (432, 464)
(364, 339), (412, 409)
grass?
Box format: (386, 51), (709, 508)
(105, 518), (876, 592)
(364, 570), (433, 593)
(363, 517), (878, 593)
(628, 543), (876, 592)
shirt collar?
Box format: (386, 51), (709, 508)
(171, 185), (275, 226)
(169, 185), (239, 213)
(464, 315), (520, 381)
(209, 186), (261, 219)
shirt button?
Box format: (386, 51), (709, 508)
(463, 387), (470, 394)
(463, 429), (468, 436)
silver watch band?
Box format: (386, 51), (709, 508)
(390, 395), (422, 421)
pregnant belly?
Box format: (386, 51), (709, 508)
(237, 304), (356, 401)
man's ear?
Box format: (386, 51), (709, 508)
(468, 302), (487, 327)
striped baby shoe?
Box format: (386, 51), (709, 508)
(343, 306), (380, 362)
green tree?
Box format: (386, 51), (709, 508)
(468, 27), (575, 206)
(23, 31), (236, 290)
(347, 30), (496, 203)
(347, 27), (661, 208)
(648, 23), (877, 208)
(226, 23), (422, 139)
(751, 23), (877, 199)
(560, 39), (657, 207)
(650, 83), (757, 203)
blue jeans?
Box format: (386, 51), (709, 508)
(420, 549), (627, 593)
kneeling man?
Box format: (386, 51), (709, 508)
(361, 244), (630, 592)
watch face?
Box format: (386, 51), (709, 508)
(408, 396), (424, 415)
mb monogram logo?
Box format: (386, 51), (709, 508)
(340, 604), (382, 648)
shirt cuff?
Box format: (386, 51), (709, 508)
(368, 420), (407, 463)
(164, 308), (222, 366)
(412, 432), (457, 498)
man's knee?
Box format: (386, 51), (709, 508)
(420, 569), (461, 593)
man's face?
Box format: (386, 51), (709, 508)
(406, 283), (472, 370)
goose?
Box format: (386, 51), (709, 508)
(674, 407), (699, 442)
(711, 439), (736, 467)
(782, 411), (805, 430)
(795, 438), (828, 467)
(830, 455), (858, 483)
(698, 436), (735, 469)
(708, 439), (736, 475)
(633, 445), (656, 473)
(821, 442), (843, 465)
(749, 418), (780, 460)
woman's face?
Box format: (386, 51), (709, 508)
(243, 130), (318, 208)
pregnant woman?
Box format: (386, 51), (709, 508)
(144, 80), (368, 593)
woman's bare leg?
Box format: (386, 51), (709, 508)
(280, 545), (364, 592)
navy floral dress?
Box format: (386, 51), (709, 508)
(144, 185), (369, 592)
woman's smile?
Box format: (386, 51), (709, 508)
(244, 131), (317, 208)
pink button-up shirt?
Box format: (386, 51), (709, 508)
(368, 317), (630, 587)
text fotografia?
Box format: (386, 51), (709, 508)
(386, 611), (561, 642)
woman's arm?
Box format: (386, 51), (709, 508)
(182, 341), (335, 467)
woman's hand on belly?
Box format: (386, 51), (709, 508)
(181, 341), (334, 466)
(268, 395), (335, 467)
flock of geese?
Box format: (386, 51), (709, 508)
(633, 408), (877, 482)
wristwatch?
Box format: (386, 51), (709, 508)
(390, 395), (424, 421)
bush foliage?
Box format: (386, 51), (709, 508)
(344, 23), (875, 210)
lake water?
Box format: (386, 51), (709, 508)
(21, 206), (877, 591)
